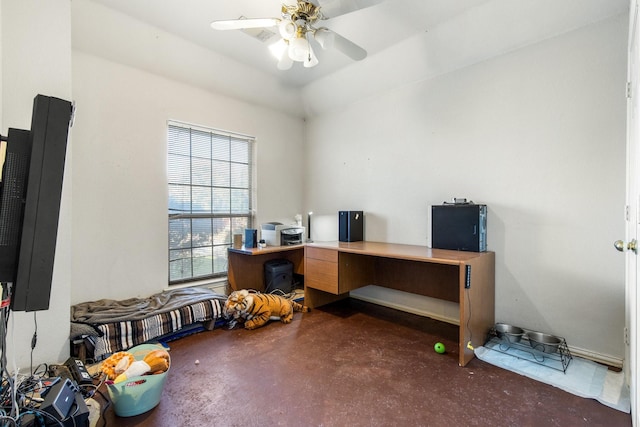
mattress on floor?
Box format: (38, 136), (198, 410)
(71, 287), (227, 362)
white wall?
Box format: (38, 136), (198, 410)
(71, 0), (304, 118)
(70, 51), (305, 303)
(1, 0), (73, 368)
(69, 0), (306, 304)
(304, 14), (627, 363)
(0, 0), (304, 369)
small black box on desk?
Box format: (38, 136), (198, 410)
(432, 203), (487, 252)
(339, 211), (364, 242)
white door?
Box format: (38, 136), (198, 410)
(625, 0), (639, 423)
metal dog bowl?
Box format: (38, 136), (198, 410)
(526, 331), (562, 354)
(494, 323), (524, 343)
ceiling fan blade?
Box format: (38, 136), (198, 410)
(317, 0), (386, 19)
(318, 29), (367, 61)
(211, 17), (279, 31)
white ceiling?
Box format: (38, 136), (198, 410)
(78, 0), (629, 115)
(90, 0), (499, 87)
(85, 0), (630, 88)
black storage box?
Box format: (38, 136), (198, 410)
(264, 259), (293, 293)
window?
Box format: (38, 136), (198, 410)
(168, 121), (254, 284)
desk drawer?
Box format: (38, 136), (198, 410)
(305, 247), (339, 293)
(305, 258), (339, 294)
(306, 247), (338, 263)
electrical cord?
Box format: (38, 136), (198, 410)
(30, 312), (38, 375)
(465, 285), (474, 351)
(8, 305), (20, 421)
(0, 284), (84, 427)
(79, 370), (106, 400)
(0, 414), (16, 427)
(92, 388), (110, 427)
(63, 399), (80, 427)
(13, 406), (65, 427)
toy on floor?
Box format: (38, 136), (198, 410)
(101, 348), (170, 382)
(224, 289), (309, 330)
(101, 352), (134, 380)
(434, 342), (446, 354)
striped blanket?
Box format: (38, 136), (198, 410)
(71, 287), (227, 361)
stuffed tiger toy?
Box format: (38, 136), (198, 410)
(224, 289), (309, 330)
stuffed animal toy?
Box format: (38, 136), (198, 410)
(224, 289), (309, 330)
(101, 352), (135, 380)
(101, 348), (170, 382)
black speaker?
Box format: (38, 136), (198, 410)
(432, 204), (487, 252)
(10, 96), (73, 311)
(339, 211), (364, 242)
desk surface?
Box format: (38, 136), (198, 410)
(228, 244), (304, 256)
(307, 241), (490, 264)
(230, 241), (491, 262)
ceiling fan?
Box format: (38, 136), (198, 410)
(210, 0), (382, 70)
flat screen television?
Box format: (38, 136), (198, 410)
(0, 95), (73, 311)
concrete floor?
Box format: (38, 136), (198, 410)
(99, 299), (632, 426)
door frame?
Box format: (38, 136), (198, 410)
(626, 0), (639, 423)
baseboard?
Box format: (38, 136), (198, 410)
(567, 345), (624, 369)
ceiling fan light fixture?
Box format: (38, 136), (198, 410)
(314, 28), (335, 50)
(278, 20), (296, 40)
(277, 54), (294, 70)
(210, 0), (370, 71)
(288, 36), (310, 62)
(268, 38), (288, 60)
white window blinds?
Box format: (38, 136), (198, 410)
(168, 121), (254, 283)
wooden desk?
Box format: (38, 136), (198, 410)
(227, 245), (305, 291)
(227, 241), (495, 367)
(304, 241), (495, 367)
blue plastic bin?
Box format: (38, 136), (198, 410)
(106, 343), (170, 417)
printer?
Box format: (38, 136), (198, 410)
(261, 222), (305, 246)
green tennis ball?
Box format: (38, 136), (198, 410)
(434, 342), (446, 354)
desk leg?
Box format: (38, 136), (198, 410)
(459, 254), (496, 367)
(227, 251), (243, 291)
(459, 287), (475, 367)
(227, 250), (270, 291)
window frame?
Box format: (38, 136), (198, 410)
(167, 120), (255, 285)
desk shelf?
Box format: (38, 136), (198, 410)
(484, 328), (572, 373)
